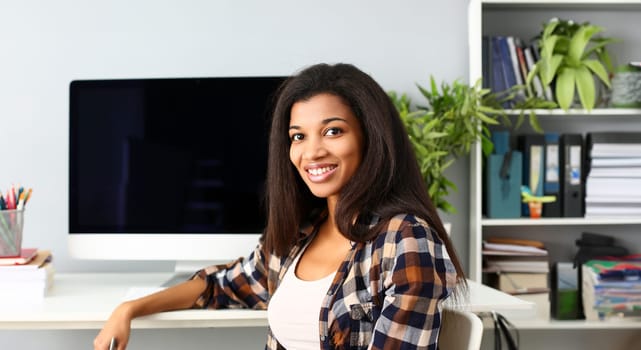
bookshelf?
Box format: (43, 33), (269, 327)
(467, 0), (641, 330)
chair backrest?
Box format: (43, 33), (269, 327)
(438, 308), (484, 350)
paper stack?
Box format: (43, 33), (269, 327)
(483, 238), (551, 319)
(582, 257), (641, 321)
(0, 249), (54, 304)
(585, 132), (641, 217)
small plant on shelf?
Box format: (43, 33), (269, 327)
(528, 18), (619, 111)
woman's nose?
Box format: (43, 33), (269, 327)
(302, 136), (327, 160)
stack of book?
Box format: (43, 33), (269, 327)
(585, 132), (641, 218)
(482, 35), (553, 107)
(582, 257), (641, 321)
(0, 249), (54, 304)
(483, 238), (550, 319)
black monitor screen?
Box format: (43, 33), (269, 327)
(69, 77), (286, 234)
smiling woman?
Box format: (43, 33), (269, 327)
(95, 63), (466, 350)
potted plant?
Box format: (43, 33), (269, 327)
(389, 78), (504, 213)
(528, 18), (618, 111)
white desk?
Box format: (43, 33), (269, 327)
(451, 280), (535, 315)
(0, 273), (268, 330)
(0, 274), (532, 330)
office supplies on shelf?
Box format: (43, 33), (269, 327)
(485, 131), (522, 218)
(574, 232), (630, 320)
(543, 133), (561, 217)
(492, 36), (520, 107)
(585, 132), (641, 217)
(483, 238), (551, 319)
(483, 253), (549, 274)
(489, 272), (549, 294)
(582, 257), (641, 321)
(587, 132), (641, 157)
(486, 237), (546, 250)
(551, 262), (580, 320)
(518, 134), (545, 217)
(520, 185), (556, 219)
(560, 134), (584, 217)
(585, 178), (641, 198)
(483, 241), (548, 256)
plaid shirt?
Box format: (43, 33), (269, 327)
(192, 213), (457, 349)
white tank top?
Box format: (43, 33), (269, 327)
(267, 248), (336, 350)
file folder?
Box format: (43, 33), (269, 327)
(492, 130), (510, 156)
(543, 133), (561, 217)
(560, 134), (584, 217)
(551, 262), (580, 320)
(518, 134), (545, 217)
(485, 151), (523, 218)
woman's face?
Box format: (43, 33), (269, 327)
(288, 93), (364, 201)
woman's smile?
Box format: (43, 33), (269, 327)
(305, 164), (338, 182)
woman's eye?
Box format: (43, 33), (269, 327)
(290, 133), (304, 142)
(325, 127), (342, 136)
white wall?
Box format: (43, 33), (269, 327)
(0, 1), (470, 348)
(0, 0), (471, 273)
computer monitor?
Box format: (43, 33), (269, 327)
(68, 76), (287, 274)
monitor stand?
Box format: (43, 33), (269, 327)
(161, 260), (220, 287)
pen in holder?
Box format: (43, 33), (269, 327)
(0, 185), (33, 256)
(0, 209), (25, 257)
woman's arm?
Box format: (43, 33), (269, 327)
(370, 216), (457, 350)
(94, 240), (271, 350)
(93, 277), (207, 350)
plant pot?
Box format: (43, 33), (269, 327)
(610, 66), (641, 108)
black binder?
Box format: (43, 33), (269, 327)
(560, 134), (584, 217)
(543, 132), (561, 217)
(517, 134), (546, 217)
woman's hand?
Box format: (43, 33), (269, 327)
(94, 302), (134, 350)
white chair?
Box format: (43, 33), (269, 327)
(438, 308), (484, 350)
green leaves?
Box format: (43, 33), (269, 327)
(575, 65), (596, 109)
(555, 67), (576, 110)
(534, 19), (617, 111)
(389, 78), (503, 213)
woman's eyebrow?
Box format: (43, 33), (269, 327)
(289, 117), (348, 130)
(321, 117), (347, 124)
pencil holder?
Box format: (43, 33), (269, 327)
(0, 209), (24, 257)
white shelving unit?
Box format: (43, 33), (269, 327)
(467, 0), (641, 331)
